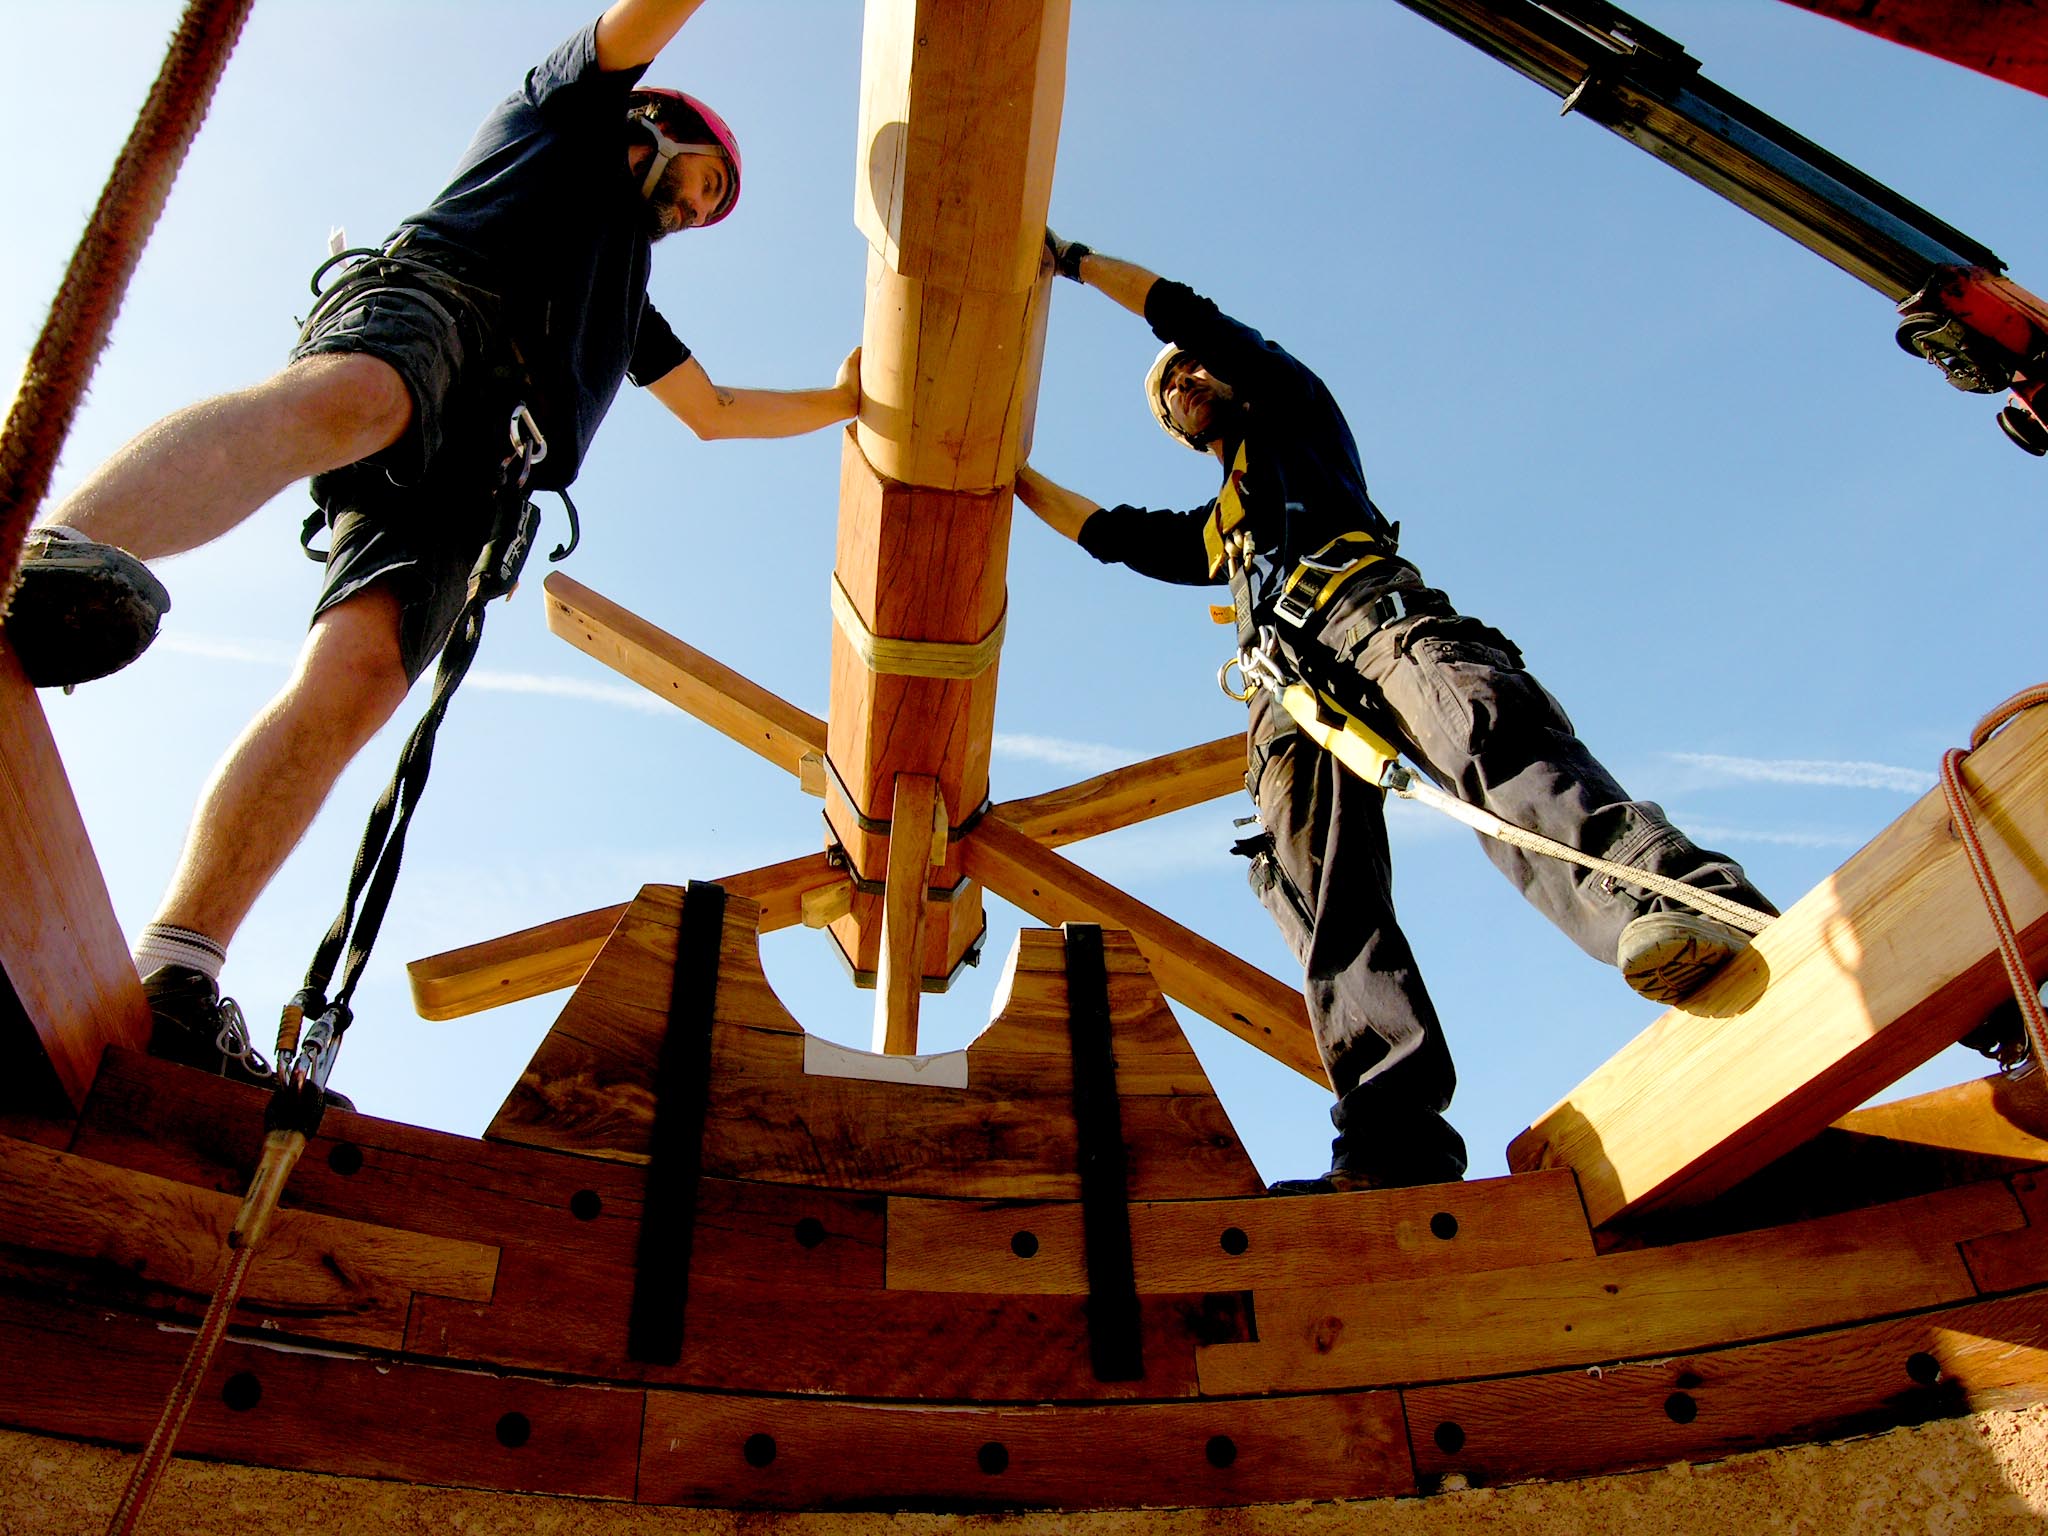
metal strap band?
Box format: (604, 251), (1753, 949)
(830, 573), (1007, 679)
(1065, 922), (1144, 1383)
(627, 880), (726, 1366)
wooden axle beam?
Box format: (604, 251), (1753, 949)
(543, 573), (825, 786)
(994, 734), (1244, 847)
(407, 854), (852, 1022)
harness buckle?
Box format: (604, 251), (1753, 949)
(1275, 531), (1390, 628)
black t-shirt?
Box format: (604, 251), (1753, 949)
(1077, 281), (1395, 620)
(400, 22), (691, 488)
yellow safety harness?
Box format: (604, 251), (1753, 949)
(1208, 445), (1773, 937)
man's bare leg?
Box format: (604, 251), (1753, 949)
(150, 585), (413, 947)
(46, 352), (414, 558)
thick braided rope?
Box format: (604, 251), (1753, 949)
(0, 0), (257, 610)
(105, 1129), (305, 1536)
(1389, 775), (1776, 934)
(1938, 683), (2048, 1067)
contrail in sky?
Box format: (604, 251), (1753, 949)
(162, 634), (670, 715)
(1669, 752), (1934, 794)
(992, 733), (1135, 773)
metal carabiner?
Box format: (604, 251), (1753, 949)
(1218, 653), (1257, 703)
(508, 403), (549, 476)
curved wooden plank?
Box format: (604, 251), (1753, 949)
(884, 1168), (1593, 1295)
(1195, 1182), (2024, 1395)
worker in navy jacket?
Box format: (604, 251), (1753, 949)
(1017, 235), (1775, 1191)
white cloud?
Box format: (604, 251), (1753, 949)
(156, 634), (669, 715)
(991, 732), (1136, 773)
(1680, 821), (1867, 851)
(158, 633), (293, 666)
(464, 669), (669, 714)
(1668, 752), (1934, 794)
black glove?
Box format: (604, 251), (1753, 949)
(1045, 228), (1090, 282)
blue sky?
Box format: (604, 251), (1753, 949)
(5, 1), (2043, 1182)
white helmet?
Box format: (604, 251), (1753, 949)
(1144, 343), (1203, 449)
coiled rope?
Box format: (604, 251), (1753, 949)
(1938, 683), (2048, 1066)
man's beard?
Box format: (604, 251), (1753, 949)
(639, 156), (700, 241)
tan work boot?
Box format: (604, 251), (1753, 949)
(1617, 911), (1749, 1004)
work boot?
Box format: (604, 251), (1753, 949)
(1267, 1109), (1468, 1195)
(4, 526), (169, 688)
(1617, 911), (1749, 1004)
(141, 965), (354, 1108)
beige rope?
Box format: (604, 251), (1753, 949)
(830, 573), (1005, 679)
(1388, 771), (1776, 934)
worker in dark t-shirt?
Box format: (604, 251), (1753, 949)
(1017, 234), (1776, 1192)
(6, 0), (860, 1092)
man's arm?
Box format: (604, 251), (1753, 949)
(1014, 464), (1102, 543)
(594, 0), (713, 72)
(647, 348), (860, 441)
(1055, 244), (1162, 321)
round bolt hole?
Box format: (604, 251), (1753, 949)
(496, 1412), (531, 1449)
(977, 1441), (1009, 1476)
(1010, 1230), (1039, 1259)
(794, 1216), (827, 1249)
(1429, 1211), (1458, 1241)
(1219, 1227), (1249, 1256)
(1433, 1421), (1465, 1455)
(1907, 1352), (1942, 1387)
(569, 1189), (602, 1222)
(743, 1432), (777, 1468)
(1664, 1392), (1698, 1424)
(1205, 1434), (1238, 1469)
(220, 1372), (262, 1413)
(326, 1143), (363, 1177)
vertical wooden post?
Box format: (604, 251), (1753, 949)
(871, 774), (944, 1055)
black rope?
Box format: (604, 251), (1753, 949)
(285, 437), (545, 1074)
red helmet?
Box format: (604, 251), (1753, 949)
(627, 89), (741, 225)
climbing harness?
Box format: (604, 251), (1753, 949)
(1940, 684), (2048, 1067)
(107, 406), (565, 1536)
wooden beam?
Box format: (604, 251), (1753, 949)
(995, 734), (1244, 847)
(0, 637), (149, 1111)
(1509, 702), (2048, 1228)
(407, 854), (850, 1021)
(854, 0), (1067, 491)
(1832, 1066), (2048, 1159)
(872, 773), (941, 1054)
(542, 572), (825, 777)
(960, 813), (1326, 1085)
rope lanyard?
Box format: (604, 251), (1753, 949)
(1938, 683), (2048, 1066)
(1231, 633), (1778, 935)
(283, 412), (550, 1079)
(1382, 764), (1777, 934)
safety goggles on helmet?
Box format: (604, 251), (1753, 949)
(627, 89), (742, 225)
(1145, 343), (1209, 451)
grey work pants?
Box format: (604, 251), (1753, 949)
(1241, 582), (1774, 1183)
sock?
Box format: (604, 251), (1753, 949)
(134, 923), (226, 982)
